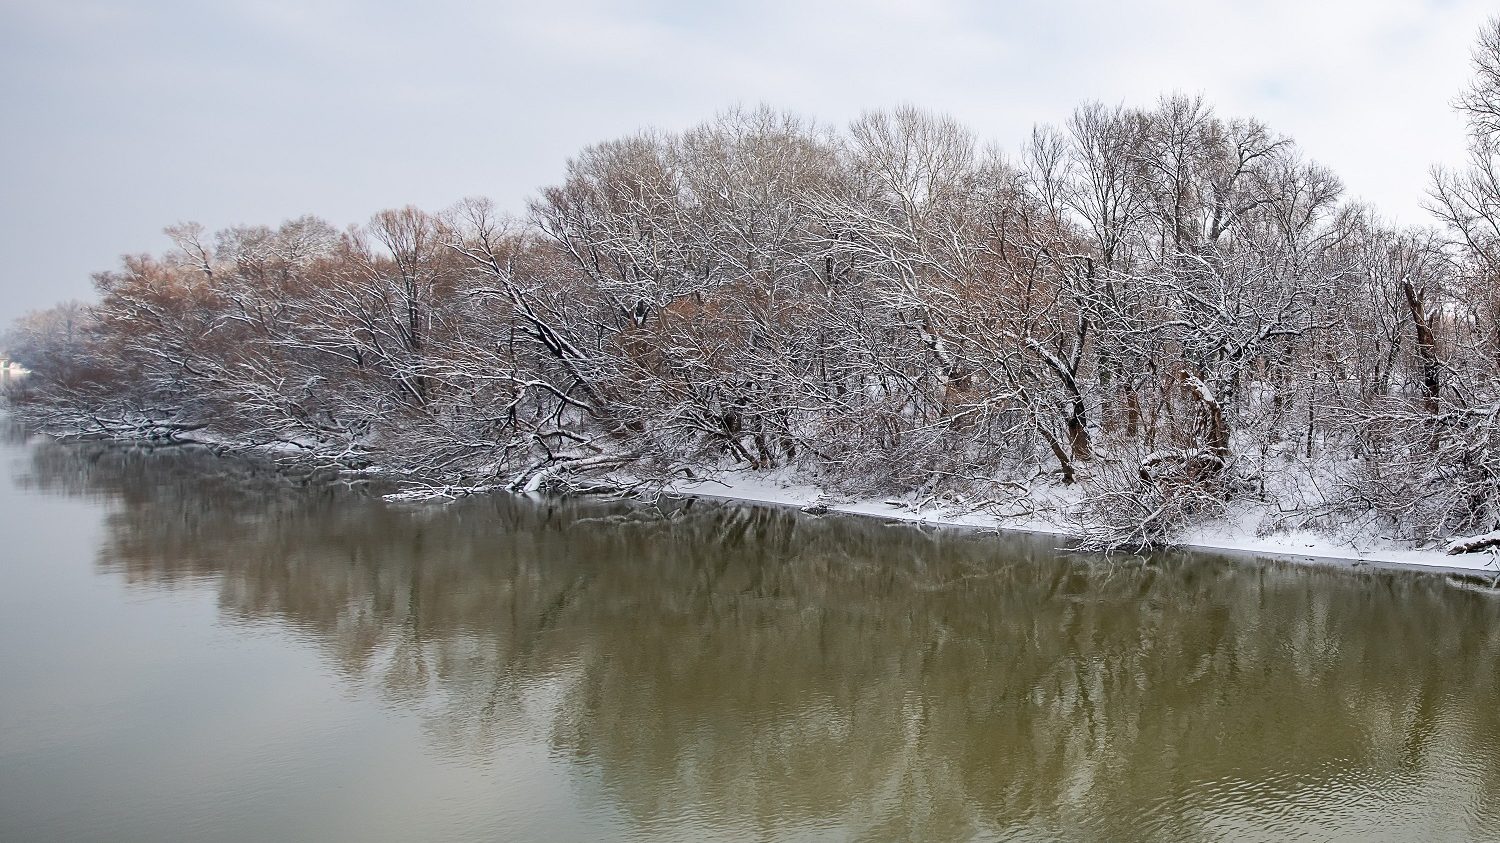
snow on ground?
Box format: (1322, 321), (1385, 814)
(1178, 519), (1500, 576)
(667, 470), (1064, 533)
(666, 469), (1500, 578)
(27, 418), (1493, 579)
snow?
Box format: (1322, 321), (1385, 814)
(1445, 530), (1500, 555)
(666, 469), (1500, 578)
(668, 469), (1064, 534)
(1179, 520), (1500, 577)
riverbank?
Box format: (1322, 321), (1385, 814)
(664, 469), (1500, 579)
(8, 415), (1497, 580)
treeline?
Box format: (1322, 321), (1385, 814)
(8, 20), (1500, 549)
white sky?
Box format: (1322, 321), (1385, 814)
(0, 0), (1493, 324)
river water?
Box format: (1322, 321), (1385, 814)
(1, 427), (1498, 842)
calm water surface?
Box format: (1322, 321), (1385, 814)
(1, 428), (1498, 842)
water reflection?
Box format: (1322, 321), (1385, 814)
(18, 439), (1500, 841)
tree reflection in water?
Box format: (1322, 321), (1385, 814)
(20, 440), (1500, 841)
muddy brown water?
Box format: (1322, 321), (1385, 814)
(1, 428), (1498, 842)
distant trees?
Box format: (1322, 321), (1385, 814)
(2, 300), (91, 372)
(9, 18), (1500, 550)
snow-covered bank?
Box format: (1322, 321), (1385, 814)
(665, 469), (1500, 579)
(10, 413), (1497, 581)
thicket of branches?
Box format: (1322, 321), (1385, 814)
(8, 19), (1500, 549)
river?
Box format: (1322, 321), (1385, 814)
(1, 426), (1498, 841)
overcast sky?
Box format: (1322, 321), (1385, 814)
(0, 0), (1493, 325)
